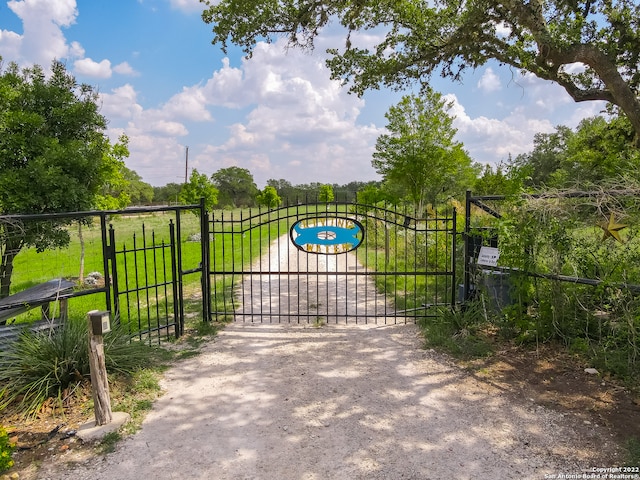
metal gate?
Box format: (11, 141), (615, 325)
(207, 201), (457, 324)
(108, 219), (183, 343)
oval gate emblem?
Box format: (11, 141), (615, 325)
(290, 217), (364, 254)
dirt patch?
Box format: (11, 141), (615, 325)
(466, 343), (640, 458)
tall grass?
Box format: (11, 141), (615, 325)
(0, 316), (159, 416)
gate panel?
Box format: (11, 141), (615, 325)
(208, 202), (456, 324)
(109, 221), (182, 343)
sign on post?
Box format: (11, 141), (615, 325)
(477, 246), (500, 267)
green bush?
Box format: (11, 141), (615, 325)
(0, 317), (159, 416)
(418, 302), (493, 358)
(0, 426), (15, 472)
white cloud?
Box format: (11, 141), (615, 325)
(167, 0), (203, 13)
(113, 61), (139, 76)
(162, 85), (213, 121)
(100, 84), (144, 119)
(74, 57), (112, 78)
(445, 93), (555, 164)
(2, 0), (78, 67)
(477, 68), (501, 93)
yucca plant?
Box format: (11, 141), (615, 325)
(0, 316), (159, 417)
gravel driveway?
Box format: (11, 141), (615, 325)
(39, 235), (611, 479)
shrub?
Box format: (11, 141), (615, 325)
(0, 426), (15, 472)
(0, 316), (159, 416)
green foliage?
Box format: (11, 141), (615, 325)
(153, 183), (183, 205)
(624, 436), (640, 467)
(418, 303), (493, 359)
(0, 59), (112, 298)
(94, 135), (132, 210)
(202, 0), (640, 140)
(481, 187), (640, 380)
(0, 317), (159, 416)
(211, 166), (258, 208)
(180, 168), (219, 212)
(512, 115), (640, 189)
(256, 185), (282, 209)
(317, 184), (334, 203)
(0, 425), (15, 472)
(372, 91), (477, 213)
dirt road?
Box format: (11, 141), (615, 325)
(37, 320), (614, 480)
(36, 234), (617, 479)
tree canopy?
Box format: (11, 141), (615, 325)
(512, 113), (640, 188)
(202, 0), (640, 144)
(180, 169), (219, 212)
(0, 60), (113, 297)
(256, 185), (282, 209)
(211, 166), (259, 207)
(372, 91), (477, 213)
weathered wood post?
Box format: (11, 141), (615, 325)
(87, 310), (113, 426)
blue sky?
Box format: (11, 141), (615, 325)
(0, 0), (606, 188)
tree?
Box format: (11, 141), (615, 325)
(318, 184), (335, 203)
(153, 183), (183, 205)
(211, 166), (259, 207)
(122, 167), (154, 205)
(179, 169), (219, 212)
(202, 0), (640, 144)
(0, 60), (111, 297)
(94, 135), (132, 211)
(512, 114), (640, 188)
(372, 91), (476, 213)
(267, 179), (299, 201)
(256, 186), (282, 209)
(473, 162), (522, 196)
(512, 126), (573, 188)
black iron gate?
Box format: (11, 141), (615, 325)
(108, 221), (183, 343)
(207, 201), (457, 324)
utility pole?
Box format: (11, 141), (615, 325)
(184, 146), (189, 184)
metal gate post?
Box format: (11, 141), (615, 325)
(99, 213), (112, 314)
(199, 197), (211, 322)
(463, 190), (472, 302)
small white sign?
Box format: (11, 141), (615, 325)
(477, 246), (500, 267)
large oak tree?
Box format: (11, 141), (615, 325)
(0, 60), (112, 297)
(201, 0), (640, 144)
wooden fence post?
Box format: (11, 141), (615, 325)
(87, 310), (113, 426)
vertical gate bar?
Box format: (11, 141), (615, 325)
(175, 210), (185, 335)
(142, 225), (152, 343)
(220, 210), (228, 319)
(170, 220), (180, 338)
(297, 202), (302, 324)
(209, 211), (217, 321)
(424, 221), (430, 321)
(100, 214), (112, 313)
(435, 214), (440, 314)
(242, 209), (250, 323)
(451, 208), (457, 308)
(162, 236), (171, 340)
(142, 226), (152, 343)
(412, 220), (417, 325)
(108, 225), (119, 328)
(132, 232), (143, 341)
(199, 198), (211, 323)
(151, 230), (161, 343)
(275, 208), (281, 323)
(463, 190), (472, 302)
(265, 207), (271, 323)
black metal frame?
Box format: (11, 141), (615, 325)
(0, 204), (206, 344)
(206, 200), (457, 324)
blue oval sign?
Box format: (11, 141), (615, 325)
(290, 217), (365, 254)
